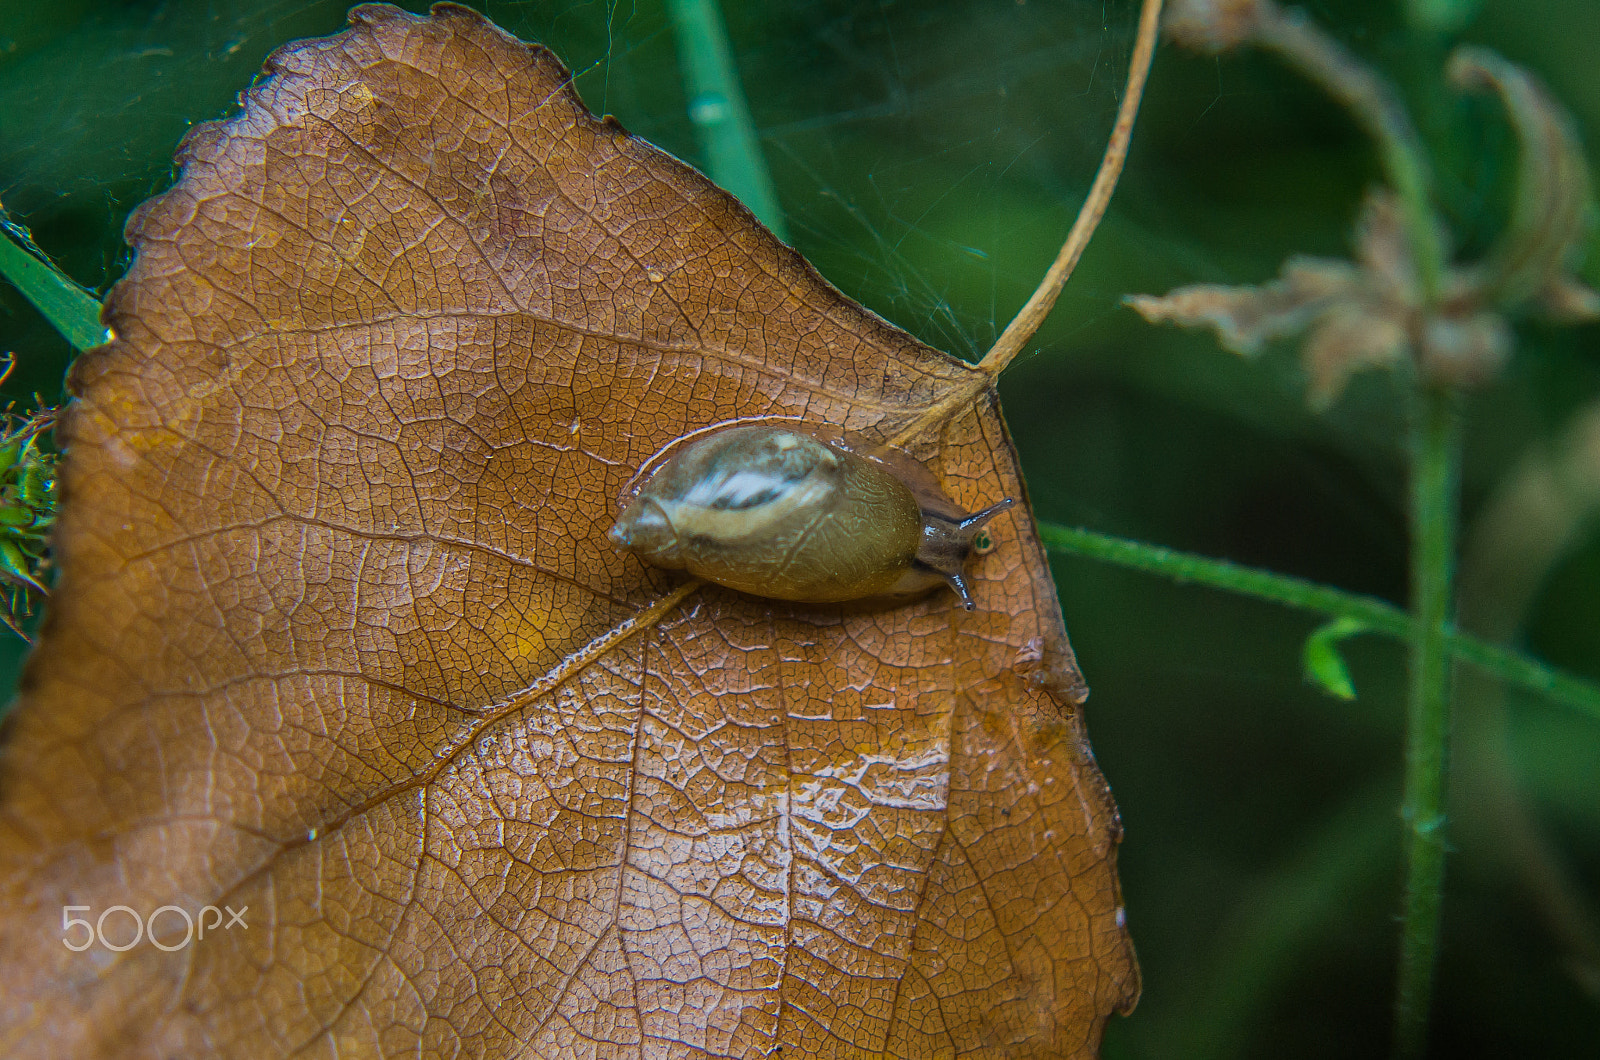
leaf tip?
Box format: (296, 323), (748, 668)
(1304, 618), (1368, 702)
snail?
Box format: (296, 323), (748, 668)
(607, 425), (1015, 610)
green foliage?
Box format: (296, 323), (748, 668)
(1137, 4), (1595, 1050)
(0, 402), (56, 639)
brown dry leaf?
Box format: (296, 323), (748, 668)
(1124, 257), (1360, 358)
(0, 4), (1136, 1058)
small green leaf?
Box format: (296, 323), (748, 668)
(0, 539), (45, 593)
(1304, 616), (1370, 700)
(18, 464), (47, 508)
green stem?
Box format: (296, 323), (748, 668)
(1254, 5), (1446, 302)
(1033, 522), (1600, 723)
(0, 222), (107, 352)
(664, 0), (789, 241)
(1394, 386), (1462, 1058)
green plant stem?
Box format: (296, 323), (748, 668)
(0, 223), (106, 352)
(664, 0), (789, 241)
(1394, 386), (1462, 1058)
(1254, 4), (1446, 301)
(1033, 522), (1600, 723)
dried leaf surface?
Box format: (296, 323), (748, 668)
(0, 5), (1136, 1057)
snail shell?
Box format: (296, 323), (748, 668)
(607, 425), (1014, 609)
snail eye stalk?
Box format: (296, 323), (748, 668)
(960, 497), (1016, 531)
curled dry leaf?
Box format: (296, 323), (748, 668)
(0, 4), (1136, 1058)
(1123, 258), (1360, 358)
(1128, 188), (1522, 405)
(1447, 46), (1599, 321)
(1143, 22), (1596, 405)
(1127, 190), (1425, 406)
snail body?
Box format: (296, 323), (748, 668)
(607, 426), (1014, 610)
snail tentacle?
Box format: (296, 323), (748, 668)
(960, 497), (1016, 530)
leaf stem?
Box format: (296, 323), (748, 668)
(1033, 521), (1600, 723)
(889, 0), (1164, 449)
(664, 0), (789, 241)
(1394, 386), (1462, 1058)
(975, 0), (1165, 379)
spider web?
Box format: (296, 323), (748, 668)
(0, 0), (1140, 367)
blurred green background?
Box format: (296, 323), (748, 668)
(1, 0), (1596, 1055)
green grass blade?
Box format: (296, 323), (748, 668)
(665, 0), (789, 241)
(0, 221), (106, 352)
